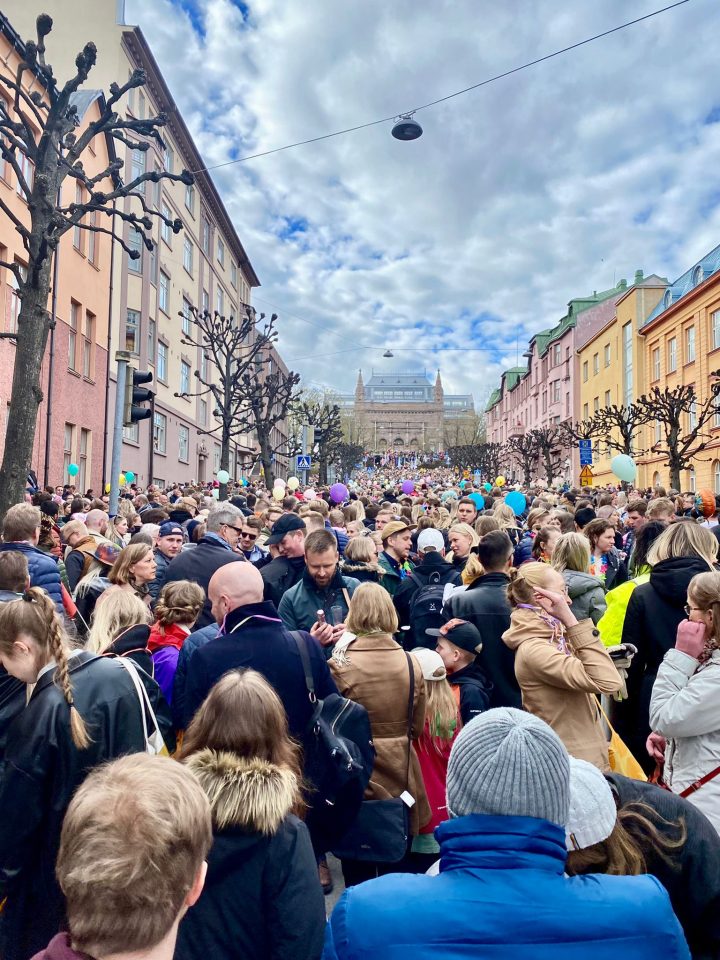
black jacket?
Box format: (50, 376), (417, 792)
(607, 773), (720, 960)
(448, 660), (492, 726)
(163, 535), (245, 628)
(176, 750), (325, 960)
(603, 547), (629, 591)
(340, 559), (382, 584)
(393, 552), (462, 649)
(0, 652), (148, 960)
(261, 555), (306, 609)
(614, 555), (716, 770)
(443, 572), (521, 709)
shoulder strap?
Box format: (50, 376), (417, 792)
(290, 630), (316, 703)
(408, 572), (422, 589)
(404, 652), (415, 788)
(341, 586), (351, 609)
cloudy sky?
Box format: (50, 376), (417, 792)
(125, 0), (720, 408)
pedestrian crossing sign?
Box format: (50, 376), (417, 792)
(296, 455), (312, 470)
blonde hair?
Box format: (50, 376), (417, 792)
(647, 497), (675, 520)
(344, 536), (377, 565)
(108, 543), (154, 587)
(688, 570), (720, 643)
(2, 502), (40, 542)
(462, 553), (485, 585)
(552, 532), (591, 574)
(0, 587), (90, 748)
(647, 523), (718, 568)
(430, 506), (451, 530)
(154, 580), (205, 629)
(507, 563), (559, 608)
(425, 676), (459, 744)
(87, 588), (151, 654)
(346, 581), (398, 636)
(474, 515), (500, 537)
(448, 522), (479, 548)
(493, 502), (520, 530)
(57, 754), (212, 956)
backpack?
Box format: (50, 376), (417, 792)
(408, 571), (453, 649)
(290, 631), (375, 854)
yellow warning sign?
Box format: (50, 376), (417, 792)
(579, 465), (593, 487)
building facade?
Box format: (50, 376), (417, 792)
(338, 370), (475, 452)
(0, 14), (114, 493)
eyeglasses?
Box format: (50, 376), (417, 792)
(240, 531), (258, 540)
(223, 524), (244, 535)
(684, 604), (702, 616)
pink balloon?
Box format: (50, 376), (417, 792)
(304, 488), (316, 501)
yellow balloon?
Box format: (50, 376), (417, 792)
(495, 475), (506, 487)
(105, 483), (111, 493)
(119, 474), (127, 486)
(287, 477), (300, 491)
(272, 487), (284, 501)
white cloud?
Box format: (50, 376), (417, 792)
(126, 0), (720, 408)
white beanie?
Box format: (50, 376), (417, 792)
(565, 757), (617, 851)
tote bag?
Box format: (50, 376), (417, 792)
(117, 657), (169, 756)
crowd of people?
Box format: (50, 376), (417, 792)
(1, 470), (720, 958)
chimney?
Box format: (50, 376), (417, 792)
(635, 269), (644, 283)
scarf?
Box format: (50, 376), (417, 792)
(516, 603), (570, 655)
(331, 630), (358, 667)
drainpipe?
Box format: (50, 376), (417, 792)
(102, 198), (117, 485)
(148, 391), (155, 484)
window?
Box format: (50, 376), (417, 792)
(164, 144), (174, 173)
(201, 289), (209, 314)
(138, 90), (145, 120)
(131, 147), (146, 194)
(655, 419), (662, 445)
(69, 301), (79, 371)
(73, 182), (84, 251)
(123, 421), (139, 443)
(689, 467), (696, 493)
(182, 297), (192, 336)
(714, 460), (720, 495)
(582, 360), (588, 383)
(689, 397), (697, 431)
(713, 310), (720, 351)
(593, 353), (599, 375)
(541, 391), (547, 414)
(178, 424), (189, 462)
(200, 352), (209, 382)
(686, 326), (696, 363)
(566, 392), (570, 416)
(604, 343), (611, 367)
(159, 271), (170, 313)
(583, 402), (589, 420)
(605, 390), (611, 408)
(157, 341), (168, 382)
(217, 237), (225, 267)
(78, 428), (89, 492)
(16, 152), (33, 196)
(199, 398), (208, 426)
(63, 423), (73, 477)
(551, 380), (560, 403)
(82, 311), (94, 379)
(128, 229), (143, 272)
(593, 396), (600, 414)
(202, 218), (210, 255)
(147, 316), (156, 360)
(216, 286), (224, 316)
(652, 347), (661, 381)
(125, 309), (140, 354)
(715, 397), (720, 429)
(231, 262), (238, 288)
(153, 411), (167, 454)
(694, 265), (704, 286)
(161, 203), (172, 245)
(622, 322), (633, 405)
(551, 343), (561, 366)
(7, 263), (25, 334)
(180, 360), (191, 394)
(183, 237), (193, 274)
(183, 181), (194, 213)
(668, 336), (677, 372)
(88, 210), (97, 265)
(153, 166), (162, 209)
(214, 445), (221, 471)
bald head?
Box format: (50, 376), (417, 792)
(209, 560), (263, 624)
(86, 509), (108, 534)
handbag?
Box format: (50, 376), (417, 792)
(332, 653), (415, 864)
(600, 706), (647, 781)
(116, 657), (169, 756)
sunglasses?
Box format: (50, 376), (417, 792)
(240, 531), (258, 540)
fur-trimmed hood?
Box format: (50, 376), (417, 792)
(184, 749), (298, 835)
(340, 559), (383, 581)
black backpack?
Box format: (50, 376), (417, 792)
(291, 632), (375, 853)
(408, 571), (449, 649)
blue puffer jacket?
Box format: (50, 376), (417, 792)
(324, 815), (690, 960)
(0, 542), (63, 613)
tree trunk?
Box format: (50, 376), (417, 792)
(219, 431), (230, 502)
(0, 257), (54, 518)
(669, 461), (682, 491)
(256, 430), (275, 489)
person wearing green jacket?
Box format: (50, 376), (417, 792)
(377, 520), (414, 598)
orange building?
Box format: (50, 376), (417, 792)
(0, 13), (114, 492)
(638, 244), (720, 493)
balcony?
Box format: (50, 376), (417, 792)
(508, 419), (525, 438)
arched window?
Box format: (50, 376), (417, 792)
(393, 437), (404, 445)
(693, 265), (704, 286)
(653, 471), (662, 488)
(714, 460), (720, 495)
(663, 289), (672, 309)
(689, 467), (696, 493)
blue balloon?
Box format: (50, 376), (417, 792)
(469, 492), (485, 510)
(459, 480), (466, 490)
(505, 491), (527, 516)
(611, 454), (637, 483)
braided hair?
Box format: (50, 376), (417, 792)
(0, 586), (90, 749)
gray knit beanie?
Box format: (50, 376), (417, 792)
(446, 707), (570, 826)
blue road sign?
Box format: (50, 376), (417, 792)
(578, 439), (592, 451)
(580, 452), (593, 466)
(296, 455), (312, 471)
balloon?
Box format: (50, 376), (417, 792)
(330, 482), (349, 504)
(495, 476), (506, 487)
(459, 480), (466, 490)
(469, 492), (485, 510)
(212, 488), (220, 499)
(483, 482), (493, 492)
(241, 477), (249, 487)
(67, 463), (79, 477)
(287, 477), (300, 491)
(124, 471), (135, 483)
(505, 491), (527, 516)
(272, 487), (284, 501)
(697, 489), (716, 518)
(216, 469), (230, 485)
(304, 488), (317, 501)
(104, 483), (111, 494)
(119, 474), (126, 486)
(401, 480), (415, 494)
(610, 454), (637, 483)
(274, 478), (287, 489)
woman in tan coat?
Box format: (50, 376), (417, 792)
(502, 563), (622, 771)
(330, 582), (430, 885)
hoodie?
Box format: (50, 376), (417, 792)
(175, 750), (325, 960)
(26, 933), (90, 960)
(562, 569), (607, 625)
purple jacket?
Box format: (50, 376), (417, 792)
(152, 647), (180, 705)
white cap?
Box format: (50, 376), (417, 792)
(565, 757), (617, 851)
(411, 648), (447, 681)
(417, 528), (445, 553)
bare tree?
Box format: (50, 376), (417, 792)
(0, 15), (193, 513)
(299, 400), (343, 485)
(504, 434), (539, 486)
(332, 442), (365, 479)
(594, 403), (650, 458)
(176, 305), (275, 499)
(527, 426), (562, 485)
(239, 356), (301, 489)
(636, 377), (720, 490)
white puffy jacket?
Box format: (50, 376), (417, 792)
(649, 647), (720, 834)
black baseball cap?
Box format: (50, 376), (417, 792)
(266, 513), (305, 545)
(426, 619), (483, 654)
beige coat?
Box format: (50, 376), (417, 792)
(503, 609), (622, 771)
(330, 633), (431, 834)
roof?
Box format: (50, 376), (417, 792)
(642, 243), (720, 329)
(365, 371), (433, 386)
(503, 366), (528, 392)
(485, 388), (501, 412)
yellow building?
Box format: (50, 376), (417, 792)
(639, 246), (720, 493)
(576, 275), (666, 486)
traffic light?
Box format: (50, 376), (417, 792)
(123, 368), (154, 426)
